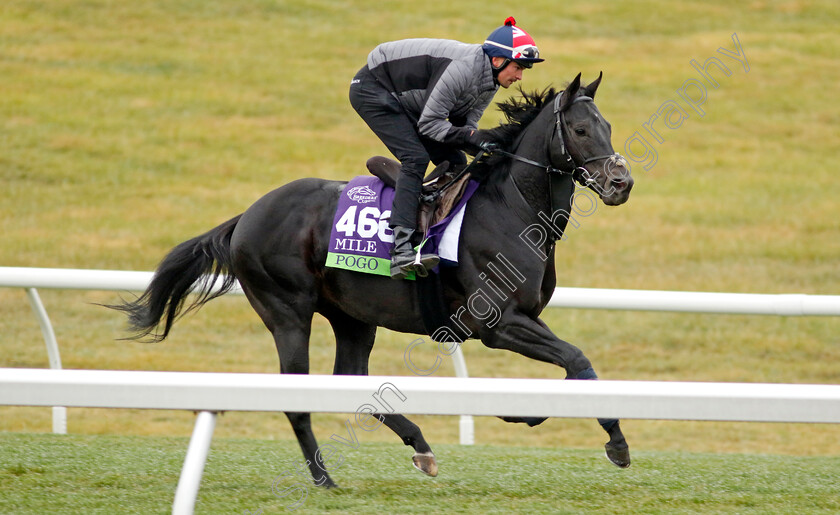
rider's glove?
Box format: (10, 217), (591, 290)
(467, 131), (499, 153)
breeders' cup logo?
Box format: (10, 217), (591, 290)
(347, 185), (377, 204)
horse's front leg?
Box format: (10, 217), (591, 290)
(479, 311), (630, 468)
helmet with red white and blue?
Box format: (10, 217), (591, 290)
(482, 17), (544, 69)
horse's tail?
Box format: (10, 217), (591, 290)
(109, 214), (242, 342)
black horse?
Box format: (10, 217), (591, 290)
(112, 73), (634, 487)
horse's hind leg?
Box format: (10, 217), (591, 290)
(325, 309), (437, 477)
(236, 275), (338, 488)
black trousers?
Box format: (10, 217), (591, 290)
(349, 65), (465, 230)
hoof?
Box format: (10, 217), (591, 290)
(605, 442), (631, 468)
(412, 451), (438, 477)
(500, 416), (548, 427)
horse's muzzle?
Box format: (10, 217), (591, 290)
(602, 174), (634, 205)
(591, 156), (634, 206)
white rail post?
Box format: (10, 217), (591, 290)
(172, 410), (218, 515)
(451, 345), (475, 445)
(25, 288), (67, 434)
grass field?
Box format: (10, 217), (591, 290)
(2, 0), (840, 512)
(2, 433), (839, 514)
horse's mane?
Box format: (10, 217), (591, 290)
(469, 86), (558, 183)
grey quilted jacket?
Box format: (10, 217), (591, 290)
(366, 38), (499, 146)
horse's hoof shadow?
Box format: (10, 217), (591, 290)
(318, 477), (339, 489)
(605, 442), (631, 468)
(412, 451), (438, 477)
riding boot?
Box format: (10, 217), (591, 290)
(390, 226), (439, 279)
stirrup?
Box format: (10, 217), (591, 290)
(388, 226), (438, 279)
(412, 251), (439, 278)
(389, 250), (439, 279)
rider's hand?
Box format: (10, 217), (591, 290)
(468, 130), (499, 153)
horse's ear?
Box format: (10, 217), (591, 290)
(583, 71), (603, 99)
(560, 73), (582, 110)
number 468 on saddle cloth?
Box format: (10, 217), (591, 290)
(326, 176), (476, 278)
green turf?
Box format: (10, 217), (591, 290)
(1, 0), (839, 480)
(1, 432), (839, 514)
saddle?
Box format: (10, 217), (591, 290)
(365, 156), (473, 235)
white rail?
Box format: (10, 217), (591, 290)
(549, 287), (840, 316)
(2, 267), (837, 315)
(3, 367), (840, 514)
(4, 368), (840, 423)
(0, 267), (239, 294)
(0, 267), (474, 444)
(3, 266), (840, 444)
(172, 410), (217, 515)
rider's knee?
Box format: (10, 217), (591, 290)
(400, 156), (430, 178)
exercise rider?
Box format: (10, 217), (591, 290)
(349, 17), (544, 279)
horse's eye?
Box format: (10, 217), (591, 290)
(574, 128), (586, 136)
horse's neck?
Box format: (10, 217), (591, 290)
(505, 115), (555, 217)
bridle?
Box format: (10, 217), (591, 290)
(550, 92), (625, 185)
(486, 91), (624, 188)
(431, 91), (627, 216)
